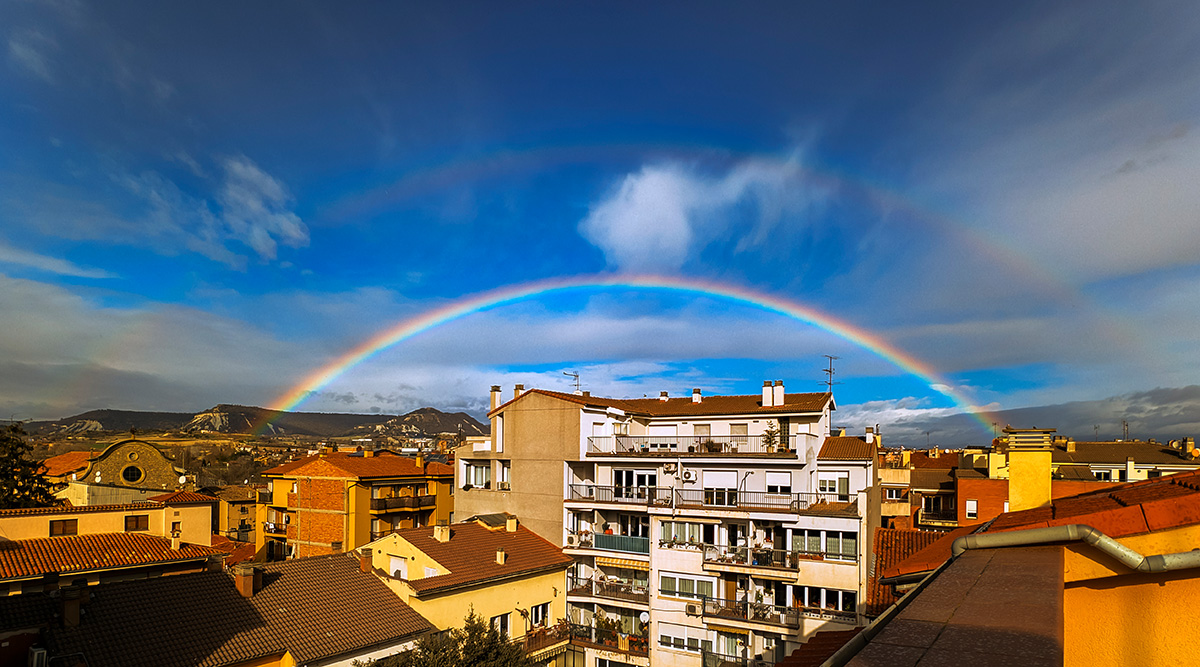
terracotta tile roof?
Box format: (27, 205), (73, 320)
(210, 535), (257, 566)
(909, 450), (960, 469)
(986, 468), (1200, 537)
(1049, 440), (1199, 465)
(779, 627), (864, 667)
(212, 486), (257, 502)
(818, 436), (877, 461)
(148, 491), (218, 504)
(866, 528), (944, 615)
(0, 533), (225, 581)
(880, 525), (978, 581)
(389, 521), (572, 594)
(0, 502), (161, 518)
(263, 451), (454, 479)
(490, 388), (832, 418)
(909, 468), (955, 492)
(17, 553), (432, 667)
(39, 451), (94, 478)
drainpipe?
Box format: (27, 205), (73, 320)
(952, 523), (1200, 573)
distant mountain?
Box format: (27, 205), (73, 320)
(25, 404), (487, 439)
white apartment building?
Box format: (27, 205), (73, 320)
(456, 382), (880, 667)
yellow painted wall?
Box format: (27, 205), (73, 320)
(1065, 570), (1200, 667)
(1007, 448), (1052, 511)
(228, 651), (295, 667)
(0, 504), (211, 546)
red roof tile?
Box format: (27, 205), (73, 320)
(881, 524), (978, 580)
(818, 436), (877, 461)
(867, 528), (944, 616)
(264, 451), (454, 479)
(0, 533), (224, 581)
(209, 535), (257, 566)
(0, 502), (160, 517)
(39, 451), (93, 478)
(148, 491), (218, 504)
(490, 388), (832, 418)
(386, 521), (572, 594)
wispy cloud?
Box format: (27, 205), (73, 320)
(578, 149), (832, 273)
(0, 241), (114, 279)
(7, 29), (57, 82)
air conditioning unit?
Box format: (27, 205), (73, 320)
(685, 603), (700, 616)
(663, 462), (678, 474)
(29, 648), (48, 667)
(498, 481), (511, 491)
(566, 534), (577, 547)
(681, 469), (696, 482)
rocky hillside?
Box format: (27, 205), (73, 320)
(26, 409), (195, 435)
(348, 407), (488, 438)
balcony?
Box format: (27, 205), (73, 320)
(918, 508), (958, 527)
(567, 484), (672, 507)
(593, 533), (650, 554)
(588, 435), (809, 456)
(523, 622), (648, 657)
(701, 544), (857, 571)
(698, 596), (800, 628)
(567, 575), (649, 604)
(567, 485), (855, 516)
(370, 495), (437, 511)
(262, 521), (287, 535)
(702, 651), (778, 667)
(256, 491), (273, 504)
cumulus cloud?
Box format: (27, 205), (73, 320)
(578, 150), (831, 272)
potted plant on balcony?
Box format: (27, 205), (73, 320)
(763, 423), (779, 452)
(702, 439), (721, 453)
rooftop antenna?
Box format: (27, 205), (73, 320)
(563, 371), (580, 392)
(1094, 424), (1099, 439)
(821, 355), (841, 392)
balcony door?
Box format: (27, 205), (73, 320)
(614, 469), (656, 500)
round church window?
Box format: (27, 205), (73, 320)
(122, 465), (144, 484)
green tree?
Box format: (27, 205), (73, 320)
(0, 424), (58, 509)
(371, 610), (534, 667)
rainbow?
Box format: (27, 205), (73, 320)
(260, 274), (998, 436)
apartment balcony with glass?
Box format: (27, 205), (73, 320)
(587, 434), (817, 457)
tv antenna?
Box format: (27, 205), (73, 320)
(563, 371), (580, 392)
(821, 355), (841, 392)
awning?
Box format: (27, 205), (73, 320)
(596, 556), (650, 571)
(708, 624), (750, 636)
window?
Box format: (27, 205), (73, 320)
(965, 499), (978, 520)
(124, 515), (149, 531)
(467, 463), (490, 488)
(171, 521), (181, 534)
(658, 622), (712, 654)
(50, 519), (77, 537)
(239, 505), (249, 514)
(703, 470), (737, 506)
(766, 471), (791, 494)
(497, 460), (511, 488)
(826, 531), (857, 561)
(1094, 469), (1112, 481)
(491, 612), (509, 637)
(1003, 501), (1009, 513)
(660, 520), (706, 546)
(885, 488), (905, 501)
(730, 423), (748, 445)
(1149, 470), (1163, 478)
(659, 573), (714, 599)
(818, 473), (850, 500)
(121, 465), (144, 484)
(530, 602), (550, 628)
(797, 586), (856, 613)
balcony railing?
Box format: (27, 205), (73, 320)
(567, 484), (672, 506)
(701, 544), (857, 568)
(256, 491), (273, 504)
(919, 508), (958, 525)
(566, 576), (650, 604)
(702, 651), (778, 667)
(699, 596), (800, 628)
(592, 533), (651, 554)
(523, 622), (649, 657)
(370, 495), (437, 511)
(588, 435), (809, 456)
(567, 484), (852, 515)
(262, 521), (286, 535)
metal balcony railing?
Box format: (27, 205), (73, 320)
(588, 435), (809, 456)
(566, 576), (649, 604)
(567, 484), (672, 506)
(702, 651), (778, 667)
(370, 495), (437, 511)
(699, 596), (800, 628)
(262, 521), (286, 535)
(523, 621), (649, 656)
(592, 533), (650, 554)
(567, 484), (854, 515)
(256, 491), (273, 504)
(701, 544), (856, 568)
(919, 508), (958, 524)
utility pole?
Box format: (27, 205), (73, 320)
(821, 355), (841, 392)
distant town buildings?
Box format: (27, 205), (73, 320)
(44, 439), (187, 506)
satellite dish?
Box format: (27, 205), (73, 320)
(179, 475), (187, 485)
(639, 612), (649, 623)
(94, 472), (102, 483)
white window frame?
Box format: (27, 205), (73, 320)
(965, 499), (978, 519)
(885, 488), (904, 501)
(530, 602), (550, 628)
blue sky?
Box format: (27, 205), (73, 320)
(4, 1), (1200, 445)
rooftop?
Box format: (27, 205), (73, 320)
(490, 387), (833, 418)
(386, 519), (572, 595)
(1, 553), (432, 667)
(818, 436), (878, 461)
(39, 451), (94, 478)
(0, 532), (225, 582)
(263, 450), (454, 479)
(0, 501), (163, 518)
(866, 528), (944, 616)
(148, 491), (218, 504)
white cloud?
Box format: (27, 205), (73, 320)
(0, 241), (114, 279)
(7, 29), (56, 82)
(578, 150), (831, 272)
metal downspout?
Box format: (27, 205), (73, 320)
(951, 523), (1200, 573)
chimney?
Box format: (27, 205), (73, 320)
(433, 522), (451, 543)
(491, 385), (502, 410)
(1005, 427), (1054, 512)
(659, 391), (669, 401)
(692, 388), (702, 404)
(234, 563), (260, 598)
(206, 554), (224, 572)
(171, 531), (181, 551)
(514, 384), (524, 400)
(363, 448), (374, 458)
(1066, 439), (1076, 453)
(415, 453), (425, 471)
(61, 585), (83, 627)
(864, 426), (874, 445)
(360, 548), (373, 573)
(496, 549), (507, 565)
(773, 380), (784, 406)
(506, 516), (518, 532)
(1126, 457), (1136, 481)
(762, 381), (773, 407)
(581, 390), (590, 397)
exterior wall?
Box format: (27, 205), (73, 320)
(81, 440), (183, 492)
(56, 481), (166, 506)
(0, 504), (211, 545)
(456, 392), (582, 546)
(1007, 449), (1053, 511)
(956, 478), (1121, 525)
(219, 498), (256, 542)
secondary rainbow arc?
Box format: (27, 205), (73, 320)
(260, 275), (996, 437)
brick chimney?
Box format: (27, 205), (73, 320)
(360, 548), (373, 573)
(171, 528), (181, 551)
(496, 549), (507, 565)
(206, 554), (224, 572)
(513, 384), (524, 400)
(659, 391), (669, 401)
(433, 522), (451, 543)
(61, 585), (82, 627)
(692, 388), (702, 403)
(490, 385), (502, 410)
(773, 380), (784, 406)
(234, 563), (257, 598)
(506, 516), (518, 532)
(762, 381), (773, 407)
